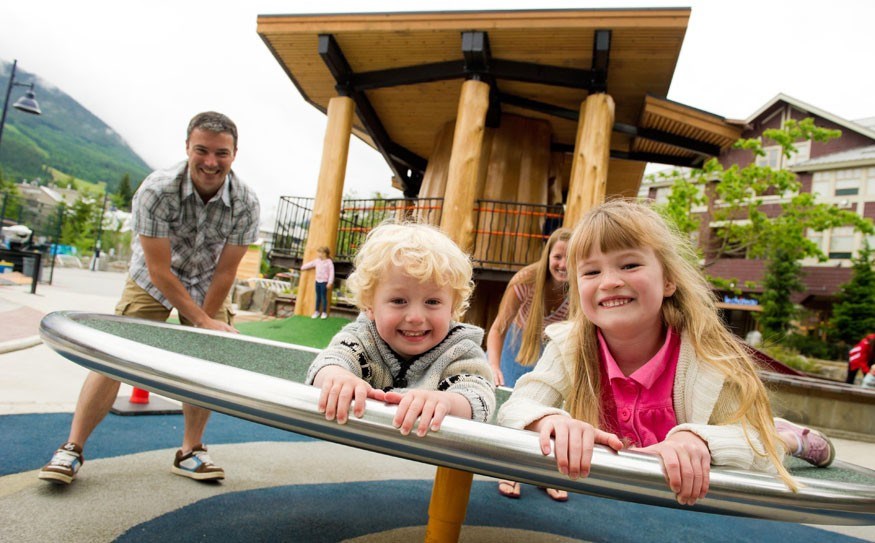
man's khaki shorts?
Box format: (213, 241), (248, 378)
(115, 276), (234, 326)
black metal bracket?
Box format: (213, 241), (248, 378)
(318, 34), (427, 193)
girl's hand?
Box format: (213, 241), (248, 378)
(532, 415), (624, 479)
(370, 389), (461, 437)
(313, 366), (372, 424)
(634, 430), (711, 506)
(491, 366), (505, 387)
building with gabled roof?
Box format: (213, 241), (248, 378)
(641, 93), (875, 336)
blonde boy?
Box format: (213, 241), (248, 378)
(305, 222), (495, 436)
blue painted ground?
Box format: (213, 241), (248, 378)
(2, 412), (867, 542)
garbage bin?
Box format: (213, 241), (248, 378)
(21, 255), (43, 282)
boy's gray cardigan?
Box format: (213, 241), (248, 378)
(305, 313), (496, 422)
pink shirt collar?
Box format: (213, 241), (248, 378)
(599, 327), (678, 386)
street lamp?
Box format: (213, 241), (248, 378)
(0, 59), (42, 155)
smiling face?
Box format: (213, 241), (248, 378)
(185, 128), (236, 202)
(576, 246), (676, 343)
(548, 240), (569, 284)
(365, 264), (454, 359)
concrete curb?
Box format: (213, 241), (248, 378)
(0, 335), (42, 355)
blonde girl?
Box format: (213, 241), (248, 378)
(499, 199), (833, 505)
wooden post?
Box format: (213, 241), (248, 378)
(426, 78), (489, 543)
(563, 93), (615, 228)
(424, 465), (474, 543)
(439, 78), (490, 253)
(295, 95), (354, 316)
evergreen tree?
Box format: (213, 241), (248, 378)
(758, 246), (804, 339)
(830, 243), (875, 345)
(113, 173), (134, 211)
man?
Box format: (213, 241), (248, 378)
(39, 111), (260, 485)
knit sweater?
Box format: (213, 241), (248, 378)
(306, 313), (496, 422)
(497, 321), (782, 472)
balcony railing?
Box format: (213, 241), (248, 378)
(270, 196), (563, 276)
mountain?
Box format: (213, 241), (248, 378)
(0, 59), (151, 192)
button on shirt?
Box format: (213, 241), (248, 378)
(129, 161), (260, 309)
(598, 328), (679, 447)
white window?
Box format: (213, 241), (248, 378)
(786, 141), (811, 166)
(834, 169), (861, 196)
(829, 227), (855, 259)
(653, 186), (672, 205)
(811, 171), (831, 197)
(756, 146), (781, 169)
(835, 179), (860, 196)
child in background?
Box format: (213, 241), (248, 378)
(306, 222), (495, 436)
(488, 227), (572, 501)
(498, 199), (834, 506)
(301, 246), (334, 319)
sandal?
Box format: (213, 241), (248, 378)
(541, 487), (568, 502)
(498, 480), (521, 499)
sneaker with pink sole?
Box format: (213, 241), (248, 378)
(774, 418), (835, 468)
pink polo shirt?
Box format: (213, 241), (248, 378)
(598, 328), (679, 447)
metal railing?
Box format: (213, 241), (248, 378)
(270, 196), (563, 273)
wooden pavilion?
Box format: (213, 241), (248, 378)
(256, 7), (742, 541)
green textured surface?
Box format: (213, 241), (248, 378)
(83, 318), (318, 383)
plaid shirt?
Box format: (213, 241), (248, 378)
(129, 161), (260, 309)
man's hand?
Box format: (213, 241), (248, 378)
(195, 318), (238, 333)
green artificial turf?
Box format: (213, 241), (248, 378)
(236, 315), (350, 349)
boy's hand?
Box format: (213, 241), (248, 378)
(531, 414), (623, 479)
(312, 366), (372, 424)
(633, 430), (711, 506)
(370, 389), (466, 437)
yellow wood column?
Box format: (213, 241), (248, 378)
(563, 93), (615, 228)
(427, 78), (489, 543)
(439, 78), (490, 253)
(425, 465), (474, 543)
(295, 95), (354, 316)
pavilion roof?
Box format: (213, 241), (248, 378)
(258, 8), (742, 195)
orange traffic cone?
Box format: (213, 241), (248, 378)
(129, 387), (150, 404)
(110, 387), (181, 416)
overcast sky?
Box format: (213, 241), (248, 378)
(1, 0), (873, 227)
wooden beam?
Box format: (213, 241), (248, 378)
(590, 29), (611, 92)
(564, 93), (615, 227)
(318, 33), (427, 192)
(296, 96), (354, 316)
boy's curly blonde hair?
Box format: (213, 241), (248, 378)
(346, 222), (474, 320)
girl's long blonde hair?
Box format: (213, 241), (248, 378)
(564, 199), (795, 490)
(494, 228), (572, 365)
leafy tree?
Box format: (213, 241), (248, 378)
(656, 118), (874, 335)
(830, 243), (875, 345)
(0, 169), (22, 223)
(60, 197), (99, 254)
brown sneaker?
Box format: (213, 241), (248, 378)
(171, 444), (225, 481)
(38, 442), (84, 484)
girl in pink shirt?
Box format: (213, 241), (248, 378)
(498, 200), (834, 506)
(301, 246), (335, 319)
